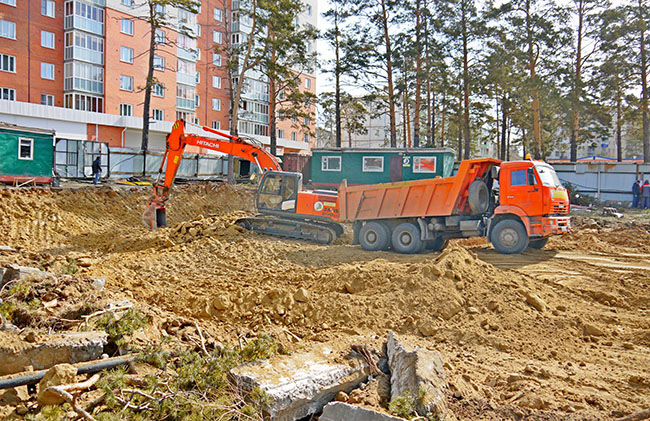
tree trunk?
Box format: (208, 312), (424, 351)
(457, 88), (463, 160)
(500, 95), (508, 161)
(616, 92), (622, 162)
(640, 0), (650, 162)
(570, 0), (584, 162)
(461, 0), (471, 159)
(269, 75), (277, 155)
(413, 0), (422, 148)
(526, 0), (542, 159)
(440, 91), (446, 148)
(431, 92), (436, 147)
(380, 0), (398, 147)
(141, 1), (156, 153)
(334, 7), (342, 148)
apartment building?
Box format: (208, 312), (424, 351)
(0, 0), (314, 154)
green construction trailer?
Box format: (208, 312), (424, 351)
(0, 123), (55, 185)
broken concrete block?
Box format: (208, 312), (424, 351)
(37, 363), (77, 406)
(320, 402), (406, 421)
(0, 246), (17, 253)
(2, 264), (50, 286)
(386, 331), (455, 421)
(0, 331), (108, 376)
(230, 343), (369, 420)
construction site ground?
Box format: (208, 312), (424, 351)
(1, 183), (649, 420)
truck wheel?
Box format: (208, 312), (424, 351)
(490, 219), (528, 254)
(359, 222), (390, 251)
(391, 223), (423, 254)
(426, 236), (449, 252)
(468, 180), (490, 214)
(528, 237), (548, 249)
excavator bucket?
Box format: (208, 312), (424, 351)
(142, 202), (158, 230)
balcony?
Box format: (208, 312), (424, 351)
(64, 16), (104, 36)
(177, 48), (198, 62)
(177, 72), (196, 86)
(65, 46), (104, 65)
(176, 97), (195, 110)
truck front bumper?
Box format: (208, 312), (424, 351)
(542, 216), (571, 235)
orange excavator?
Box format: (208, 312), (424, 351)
(142, 120), (344, 243)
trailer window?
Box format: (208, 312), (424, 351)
(321, 156), (341, 171)
(18, 138), (34, 160)
(413, 156), (436, 173)
(362, 156), (383, 172)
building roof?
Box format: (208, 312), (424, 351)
(0, 122), (55, 136)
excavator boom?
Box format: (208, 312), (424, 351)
(142, 119), (280, 229)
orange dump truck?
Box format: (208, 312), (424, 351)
(338, 158), (570, 254)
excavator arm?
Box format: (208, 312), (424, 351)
(142, 119), (281, 229)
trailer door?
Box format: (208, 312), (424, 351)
(389, 156), (402, 182)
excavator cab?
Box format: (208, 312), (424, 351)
(257, 171), (302, 213)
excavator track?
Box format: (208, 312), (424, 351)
(235, 216), (341, 245)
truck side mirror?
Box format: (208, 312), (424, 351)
(527, 168), (536, 185)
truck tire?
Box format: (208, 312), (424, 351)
(359, 222), (390, 251)
(426, 236), (449, 252)
(490, 219), (528, 254)
(468, 180), (490, 215)
(391, 223), (423, 254)
(528, 237), (548, 249)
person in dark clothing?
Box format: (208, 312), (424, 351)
(632, 180), (641, 208)
(642, 180), (650, 209)
(92, 157), (102, 185)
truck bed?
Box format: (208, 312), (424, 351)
(338, 158), (500, 222)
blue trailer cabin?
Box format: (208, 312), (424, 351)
(309, 148), (456, 188)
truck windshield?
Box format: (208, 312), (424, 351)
(535, 164), (562, 187)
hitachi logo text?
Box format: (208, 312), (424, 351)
(196, 140), (218, 148)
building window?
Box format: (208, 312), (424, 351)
(41, 30), (55, 48)
(0, 87), (16, 100)
(152, 83), (164, 97)
(195, 24), (201, 37)
(41, 62), (55, 80)
(306, 4), (312, 15)
(121, 0), (132, 6)
(278, 129), (284, 139)
(120, 46), (134, 63)
(120, 75), (133, 91)
(41, 94), (54, 106)
(304, 116), (310, 125)
(0, 0), (17, 6)
(212, 98), (221, 111)
(213, 7), (222, 21)
(212, 76), (221, 88)
(64, 93), (103, 112)
(194, 94), (200, 107)
(0, 54), (16, 73)
(155, 29), (165, 44)
(291, 132), (297, 141)
(18, 138), (33, 161)
(0, 20), (16, 39)
(362, 156), (384, 172)
(41, 0), (54, 17)
(195, 71), (200, 83)
(321, 156), (341, 171)
(413, 156), (436, 173)
(212, 54), (222, 66)
(305, 78), (311, 89)
(154, 4), (165, 15)
(120, 19), (133, 35)
(213, 30), (222, 44)
(152, 109), (164, 121)
(120, 103), (132, 116)
(304, 133), (309, 143)
(153, 55), (165, 70)
(211, 121), (220, 130)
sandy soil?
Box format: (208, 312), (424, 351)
(1, 185), (649, 420)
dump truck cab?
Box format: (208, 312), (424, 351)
(490, 160), (570, 253)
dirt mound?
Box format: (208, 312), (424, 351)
(550, 216), (650, 253)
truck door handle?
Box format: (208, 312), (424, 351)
(528, 188), (538, 193)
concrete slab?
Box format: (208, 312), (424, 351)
(230, 344), (369, 421)
(320, 402), (406, 421)
(0, 331), (108, 376)
(387, 331), (455, 421)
